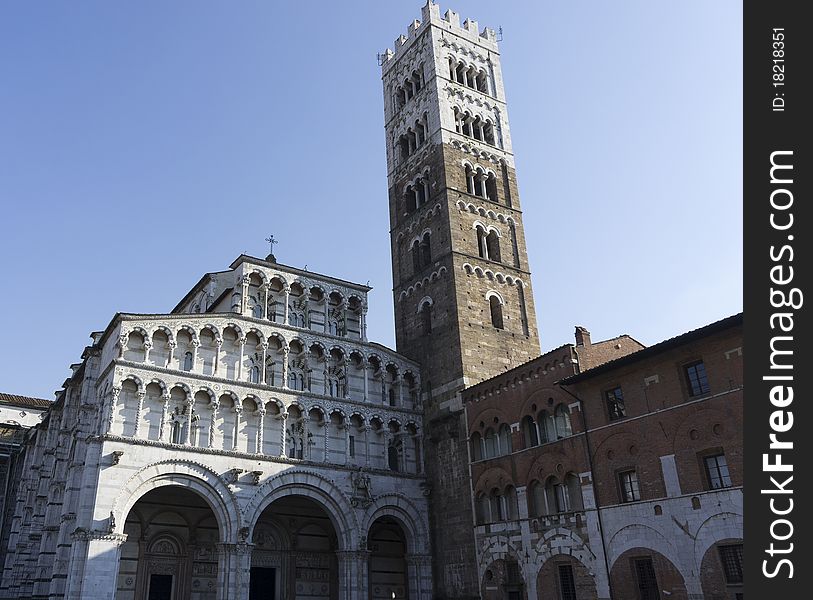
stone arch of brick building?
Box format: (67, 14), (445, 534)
(610, 547), (688, 600)
(479, 537), (527, 599)
(606, 523), (681, 570)
(112, 459), (240, 541)
(536, 553), (597, 600)
(478, 534), (524, 573)
(242, 468), (358, 550)
(473, 466), (515, 495)
(699, 535), (743, 599)
(693, 511), (743, 571)
(532, 527), (597, 572)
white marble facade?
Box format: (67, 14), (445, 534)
(0, 255), (432, 600)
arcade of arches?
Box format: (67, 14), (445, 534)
(116, 485), (412, 600)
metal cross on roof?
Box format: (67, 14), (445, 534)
(265, 236), (278, 252)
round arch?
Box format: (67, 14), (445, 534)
(112, 460), (240, 542)
(362, 494), (429, 555)
(243, 469), (358, 551)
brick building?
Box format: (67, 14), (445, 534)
(463, 314), (743, 600)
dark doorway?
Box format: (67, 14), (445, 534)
(249, 567), (276, 600)
(148, 574), (173, 600)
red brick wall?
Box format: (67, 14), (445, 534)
(536, 555), (597, 600)
(610, 549), (688, 600)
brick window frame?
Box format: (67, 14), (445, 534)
(698, 447), (732, 490)
(603, 385), (626, 422)
(616, 467), (641, 503)
(682, 358), (711, 398)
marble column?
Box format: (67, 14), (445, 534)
(184, 397), (194, 446)
(237, 338), (246, 380)
(216, 542), (253, 600)
(279, 413), (288, 457)
(159, 393), (171, 442)
(107, 387), (121, 434)
(167, 340), (176, 368)
(132, 391), (145, 437)
(335, 550), (370, 600)
(406, 554), (433, 599)
(257, 405), (266, 454)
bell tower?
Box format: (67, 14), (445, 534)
(382, 2), (540, 597)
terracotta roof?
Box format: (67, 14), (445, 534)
(0, 393), (52, 409)
(560, 313), (743, 385)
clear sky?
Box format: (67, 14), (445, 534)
(0, 1), (742, 400)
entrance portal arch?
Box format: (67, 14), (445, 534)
(117, 486), (222, 600)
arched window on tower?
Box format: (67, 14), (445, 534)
(476, 225), (487, 259)
(486, 173), (499, 202)
(465, 165), (475, 195)
(483, 120), (495, 145)
(398, 135), (410, 161)
(405, 185), (417, 213)
(412, 232), (432, 273)
(411, 240), (421, 274)
(476, 70), (489, 94)
(489, 295), (504, 330)
(455, 61), (466, 85)
(405, 176), (430, 216)
(418, 299), (433, 335)
(419, 232), (431, 266)
(486, 230), (501, 263)
(412, 69), (423, 94)
(249, 365), (260, 384)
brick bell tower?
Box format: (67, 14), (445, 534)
(381, 2), (540, 597)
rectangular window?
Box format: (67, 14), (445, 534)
(349, 435), (355, 457)
(619, 470), (640, 502)
(604, 386), (626, 421)
(634, 558), (660, 600)
(718, 544), (743, 584)
(704, 454), (732, 489)
(557, 564), (577, 600)
(684, 360), (710, 396)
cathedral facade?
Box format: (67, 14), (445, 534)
(0, 255), (432, 599)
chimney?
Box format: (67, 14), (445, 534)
(575, 326), (591, 347)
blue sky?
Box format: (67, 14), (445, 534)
(0, 1), (742, 400)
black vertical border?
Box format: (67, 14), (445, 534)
(744, 0), (810, 596)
